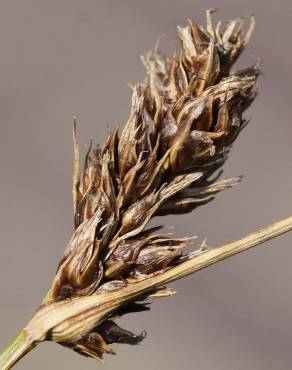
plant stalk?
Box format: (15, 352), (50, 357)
(1, 216), (292, 369)
(0, 330), (36, 370)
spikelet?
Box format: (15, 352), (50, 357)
(38, 11), (259, 361)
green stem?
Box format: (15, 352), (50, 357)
(0, 283), (51, 369)
(1, 216), (292, 368)
(0, 330), (36, 370)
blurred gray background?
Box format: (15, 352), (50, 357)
(0, 1), (291, 369)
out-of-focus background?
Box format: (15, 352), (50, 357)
(0, 1), (291, 369)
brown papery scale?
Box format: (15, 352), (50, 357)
(4, 10), (283, 369)
(43, 10), (259, 360)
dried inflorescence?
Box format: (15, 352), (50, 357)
(46, 11), (259, 361)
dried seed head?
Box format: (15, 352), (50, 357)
(39, 10), (259, 361)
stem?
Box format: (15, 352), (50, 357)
(0, 330), (36, 370)
(151, 216), (292, 286)
(25, 216), (292, 345)
(100, 216), (292, 300)
(1, 216), (292, 369)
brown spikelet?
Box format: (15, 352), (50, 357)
(38, 11), (259, 361)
